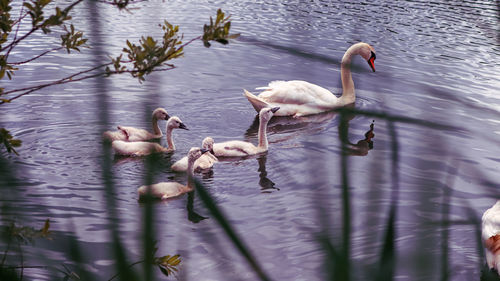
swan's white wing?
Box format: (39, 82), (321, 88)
(171, 156), (188, 172)
(195, 153), (218, 169)
(117, 126), (157, 141)
(102, 130), (127, 141)
(213, 141), (257, 157)
(138, 182), (186, 199)
(112, 140), (165, 156)
(258, 80), (338, 107)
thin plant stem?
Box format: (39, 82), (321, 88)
(194, 179), (274, 281)
(1, 236), (12, 267)
(107, 260), (145, 281)
(10, 47), (65, 65)
(4, 0), (26, 60)
(18, 242), (23, 281)
(339, 111), (351, 281)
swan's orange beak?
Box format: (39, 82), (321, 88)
(368, 51), (376, 72)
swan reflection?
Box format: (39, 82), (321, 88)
(257, 154), (278, 193)
(344, 120), (375, 156)
(186, 191), (208, 223)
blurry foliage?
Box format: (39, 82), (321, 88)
(0, 0), (237, 154)
(107, 20), (184, 82)
(107, 243), (181, 280)
(154, 253), (181, 277)
(203, 8), (240, 47)
(0, 219), (52, 280)
(60, 24), (87, 53)
(4, 219), (52, 244)
(60, 264), (81, 281)
(22, 0), (71, 33)
(0, 219), (181, 280)
(0, 128), (21, 155)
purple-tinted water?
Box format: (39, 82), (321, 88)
(0, 1), (499, 280)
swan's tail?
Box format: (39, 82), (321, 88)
(244, 89), (269, 113)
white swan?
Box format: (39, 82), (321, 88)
(111, 116), (188, 156)
(171, 137), (218, 172)
(482, 200), (500, 274)
(244, 42), (376, 117)
(213, 107), (279, 157)
(137, 147), (208, 200)
(103, 108), (170, 142)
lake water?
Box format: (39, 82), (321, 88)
(1, 1), (499, 280)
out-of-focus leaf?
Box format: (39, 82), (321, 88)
(154, 254), (182, 277)
(202, 9), (238, 48)
(118, 20), (183, 82)
(159, 265), (170, 276)
(0, 127), (22, 155)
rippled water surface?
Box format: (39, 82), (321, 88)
(1, 1), (499, 280)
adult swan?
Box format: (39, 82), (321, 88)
(244, 42), (376, 117)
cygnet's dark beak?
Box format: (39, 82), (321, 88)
(200, 148), (209, 154)
(179, 123), (189, 130)
(367, 51), (376, 72)
(210, 149), (215, 155)
(271, 107), (280, 113)
(165, 113), (170, 120)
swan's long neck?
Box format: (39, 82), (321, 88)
(257, 116), (269, 150)
(340, 45), (359, 105)
(165, 126), (175, 150)
(152, 116), (162, 136)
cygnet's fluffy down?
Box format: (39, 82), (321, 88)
(171, 137), (218, 172)
(103, 108), (170, 142)
(138, 147), (208, 200)
(212, 107), (279, 157)
(112, 116), (188, 156)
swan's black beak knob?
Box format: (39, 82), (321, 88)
(200, 148), (209, 154)
(179, 123), (189, 130)
(271, 107), (280, 113)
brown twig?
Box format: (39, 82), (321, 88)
(5, 0), (27, 60)
(1, 0), (84, 53)
(1, 34), (201, 104)
(0, 64), (177, 104)
(10, 47), (65, 65)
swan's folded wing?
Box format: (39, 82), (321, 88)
(259, 80), (337, 107)
(117, 126), (155, 141)
(171, 156), (188, 172)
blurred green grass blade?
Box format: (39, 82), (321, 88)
(374, 121), (398, 281)
(194, 180), (273, 281)
(375, 208), (396, 281)
(339, 112), (351, 281)
(319, 235), (349, 281)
